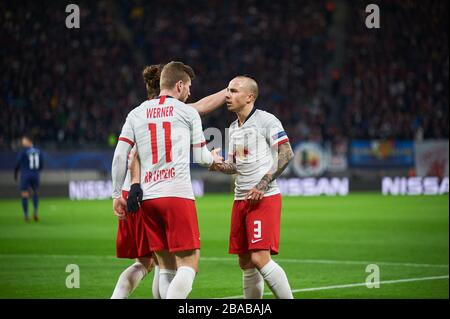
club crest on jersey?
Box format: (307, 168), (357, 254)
(234, 145), (250, 160)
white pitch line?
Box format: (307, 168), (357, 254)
(220, 275), (450, 299)
(0, 254), (448, 269)
(200, 257), (449, 269)
(274, 258), (450, 269)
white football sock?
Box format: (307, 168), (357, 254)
(243, 268), (264, 299)
(259, 260), (293, 299)
(166, 266), (196, 299)
(111, 262), (148, 299)
(159, 268), (176, 299)
(152, 266), (161, 299)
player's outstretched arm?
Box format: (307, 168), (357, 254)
(188, 88), (227, 116)
(246, 142), (294, 201)
(209, 157), (238, 175)
(190, 107), (224, 167)
(193, 146), (224, 167)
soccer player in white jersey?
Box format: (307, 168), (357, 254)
(111, 64), (227, 299)
(210, 76), (295, 299)
(111, 61), (223, 299)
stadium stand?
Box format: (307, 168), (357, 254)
(1, 0), (447, 152)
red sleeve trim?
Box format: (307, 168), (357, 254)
(118, 137), (135, 147)
(272, 138), (289, 148)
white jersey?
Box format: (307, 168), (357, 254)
(118, 96), (208, 200)
(228, 109), (289, 200)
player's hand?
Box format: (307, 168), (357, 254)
(246, 179), (269, 203)
(127, 183), (143, 213)
(211, 148), (224, 164)
(113, 197), (127, 220)
(245, 187), (265, 203)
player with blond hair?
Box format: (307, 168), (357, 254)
(111, 63), (226, 299)
(112, 61), (224, 299)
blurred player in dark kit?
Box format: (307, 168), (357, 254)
(14, 135), (43, 222)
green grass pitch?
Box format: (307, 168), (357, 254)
(0, 193), (448, 299)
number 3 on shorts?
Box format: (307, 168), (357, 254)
(253, 220), (262, 239)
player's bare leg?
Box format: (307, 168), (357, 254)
(165, 249), (200, 299)
(154, 249), (177, 299)
(249, 249), (293, 299)
(20, 191), (30, 222)
(151, 255), (161, 299)
(111, 255), (155, 299)
(238, 253), (264, 299)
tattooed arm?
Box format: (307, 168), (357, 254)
(209, 158), (238, 175)
(245, 142), (294, 201)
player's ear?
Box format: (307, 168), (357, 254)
(176, 80), (183, 93)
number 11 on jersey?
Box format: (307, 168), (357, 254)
(148, 122), (172, 164)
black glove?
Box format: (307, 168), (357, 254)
(127, 183), (143, 213)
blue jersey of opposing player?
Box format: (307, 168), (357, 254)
(14, 144), (44, 192)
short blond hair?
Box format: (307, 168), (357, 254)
(160, 61), (195, 90)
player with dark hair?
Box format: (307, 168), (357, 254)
(14, 135), (43, 222)
(111, 62), (226, 299)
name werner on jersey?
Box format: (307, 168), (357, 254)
(146, 106), (174, 118)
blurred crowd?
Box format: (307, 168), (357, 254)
(1, 0), (142, 150)
(339, 1), (449, 141)
(0, 0), (448, 150)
